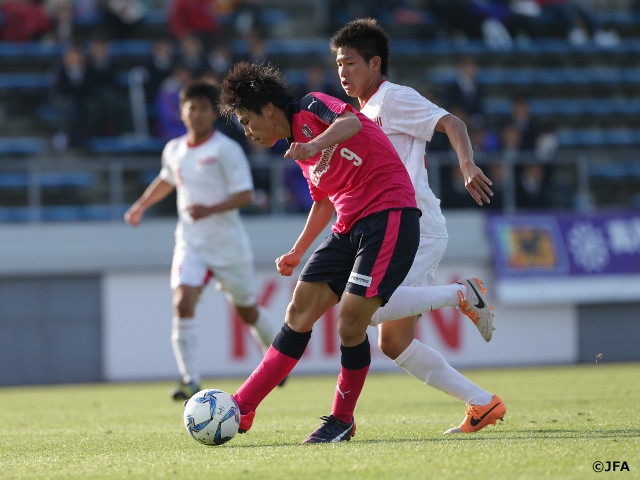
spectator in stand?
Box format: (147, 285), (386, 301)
(206, 40), (236, 77)
(239, 30), (269, 65)
(293, 64), (351, 105)
(85, 33), (131, 137)
(0, 0), (53, 41)
(143, 37), (176, 106)
(50, 43), (90, 151)
(177, 33), (207, 77)
(43, 0), (74, 45)
(168, 0), (219, 49)
(154, 62), (192, 141)
(445, 56), (485, 125)
(96, 0), (146, 39)
(498, 94), (538, 151)
(507, 0), (620, 46)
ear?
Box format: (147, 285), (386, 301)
(262, 102), (274, 117)
(370, 56), (382, 72)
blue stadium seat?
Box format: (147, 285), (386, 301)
(87, 136), (165, 154)
(0, 137), (47, 155)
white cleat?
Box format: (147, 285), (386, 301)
(456, 277), (495, 342)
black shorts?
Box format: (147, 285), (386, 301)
(299, 208), (420, 306)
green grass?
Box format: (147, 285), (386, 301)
(1, 363), (639, 479)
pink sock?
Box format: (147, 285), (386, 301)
(233, 345), (298, 414)
(331, 364), (370, 424)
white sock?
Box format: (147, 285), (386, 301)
(249, 306), (278, 354)
(371, 284), (464, 326)
(394, 339), (493, 405)
(171, 316), (200, 385)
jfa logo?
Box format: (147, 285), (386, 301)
(592, 460), (630, 472)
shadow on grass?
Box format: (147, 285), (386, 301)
(232, 428), (640, 448)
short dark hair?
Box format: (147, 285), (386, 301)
(180, 79), (220, 110)
(220, 61), (294, 119)
(330, 18), (390, 76)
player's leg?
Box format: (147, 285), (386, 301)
(304, 209), (420, 444)
(370, 282), (494, 339)
(233, 280), (338, 433)
(170, 283), (205, 400)
(213, 260), (279, 354)
(169, 245), (209, 401)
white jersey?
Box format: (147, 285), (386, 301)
(160, 129), (254, 267)
(361, 80), (448, 239)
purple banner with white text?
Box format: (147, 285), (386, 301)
(487, 211), (640, 278)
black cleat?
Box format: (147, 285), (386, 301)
(302, 415), (356, 444)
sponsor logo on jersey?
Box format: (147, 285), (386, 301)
(308, 98), (318, 109)
(309, 144), (337, 185)
(198, 156), (218, 165)
(302, 124), (313, 138)
(348, 271), (372, 287)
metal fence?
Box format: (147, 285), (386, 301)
(0, 148), (638, 222)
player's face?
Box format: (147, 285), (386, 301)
(335, 47), (380, 101)
(181, 97), (216, 139)
(235, 106), (278, 147)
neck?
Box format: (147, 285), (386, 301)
(359, 77), (385, 108)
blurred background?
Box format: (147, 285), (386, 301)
(0, 0), (639, 386)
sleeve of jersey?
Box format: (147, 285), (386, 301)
(218, 138), (255, 194)
(301, 92), (350, 124)
(386, 87), (449, 142)
(158, 144), (175, 185)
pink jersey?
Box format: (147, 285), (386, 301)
(289, 92), (417, 233)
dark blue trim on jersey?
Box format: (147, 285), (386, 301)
(286, 94), (340, 145)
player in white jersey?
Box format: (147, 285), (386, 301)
(330, 18), (506, 433)
(124, 79), (279, 401)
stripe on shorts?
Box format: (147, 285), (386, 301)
(367, 209), (401, 298)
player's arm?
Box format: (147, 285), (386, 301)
(435, 113), (493, 206)
(276, 196), (335, 276)
(187, 190), (253, 221)
(285, 110), (362, 161)
(124, 176), (175, 226)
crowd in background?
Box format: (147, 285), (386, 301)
(0, 0), (633, 213)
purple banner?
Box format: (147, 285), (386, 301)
(486, 211), (640, 278)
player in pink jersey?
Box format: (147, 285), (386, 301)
(219, 61), (420, 443)
(330, 18), (505, 434)
(125, 79), (280, 401)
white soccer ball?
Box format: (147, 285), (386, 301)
(183, 389), (240, 446)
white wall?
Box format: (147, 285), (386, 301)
(102, 265), (577, 382)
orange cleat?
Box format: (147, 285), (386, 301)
(443, 395), (506, 434)
(238, 410), (255, 434)
(457, 277), (495, 342)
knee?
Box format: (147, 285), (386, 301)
(173, 297), (195, 318)
(378, 335), (408, 361)
(235, 305), (258, 325)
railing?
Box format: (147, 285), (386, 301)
(0, 149), (638, 222)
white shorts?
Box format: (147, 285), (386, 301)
(401, 236), (448, 288)
(170, 243), (258, 307)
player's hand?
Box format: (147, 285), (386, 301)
(186, 204), (211, 221)
(276, 250), (302, 276)
(284, 142), (320, 161)
(124, 206), (144, 226)
(461, 162), (493, 206)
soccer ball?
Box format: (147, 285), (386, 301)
(183, 389), (240, 446)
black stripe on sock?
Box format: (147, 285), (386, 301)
(272, 324), (312, 360)
(340, 335), (371, 370)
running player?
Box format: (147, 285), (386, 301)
(219, 61), (420, 443)
(124, 79), (280, 401)
(330, 18), (506, 434)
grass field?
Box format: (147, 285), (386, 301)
(0, 363), (638, 479)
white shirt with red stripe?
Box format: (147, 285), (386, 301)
(160, 130), (254, 266)
(361, 80), (448, 239)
